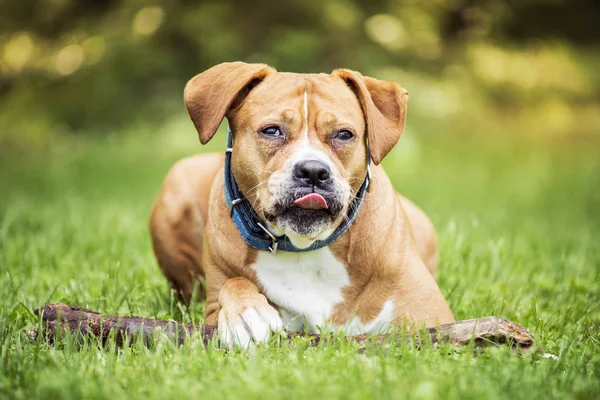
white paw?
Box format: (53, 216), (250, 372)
(218, 303), (284, 349)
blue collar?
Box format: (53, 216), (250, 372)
(224, 127), (371, 253)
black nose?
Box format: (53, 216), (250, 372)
(293, 160), (331, 186)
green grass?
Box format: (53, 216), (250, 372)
(1, 122), (599, 399)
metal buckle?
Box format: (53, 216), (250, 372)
(257, 222), (279, 254)
(226, 148), (233, 153)
(365, 163), (372, 191)
(229, 198), (243, 216)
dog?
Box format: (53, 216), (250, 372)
(150, 62), (454, 348)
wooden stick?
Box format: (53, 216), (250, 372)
(28, 303), (534, 351)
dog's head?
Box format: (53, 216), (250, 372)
(184, 62), (408, 249)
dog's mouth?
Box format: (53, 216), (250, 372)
(264, 188), (345, 229)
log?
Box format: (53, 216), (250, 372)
(28, 303), (534, 352)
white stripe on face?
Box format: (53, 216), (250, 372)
(290, 88), (332, 169)
(289, 145), (332, 169)
(302, 89), (309, 141)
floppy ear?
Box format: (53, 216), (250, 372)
(184, 62), (276, 144)
(332, 69), (408, 165)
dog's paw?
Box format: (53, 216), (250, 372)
(217, 294), (284, 349)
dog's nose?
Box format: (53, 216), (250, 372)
(293, 160), (331, 186)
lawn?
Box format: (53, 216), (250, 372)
(1, 121), (599, 399)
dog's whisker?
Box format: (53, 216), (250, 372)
(246, 180), (269, 196)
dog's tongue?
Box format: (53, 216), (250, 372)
(293, 193), (328, 210)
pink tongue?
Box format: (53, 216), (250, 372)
(293, 193), (328, 210)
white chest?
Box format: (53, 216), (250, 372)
(251, 248), (350, 333)
(250, 248), (395, 335)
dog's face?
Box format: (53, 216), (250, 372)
(184, 62), (408, 249)
(228, 73), (368, 248)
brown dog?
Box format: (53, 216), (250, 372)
(150, 62), (454, 348)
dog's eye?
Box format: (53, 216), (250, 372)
(334, 130), (354, 141)
(260, 126), (283, 137)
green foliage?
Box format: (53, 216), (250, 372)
(1, 0), (599, 147)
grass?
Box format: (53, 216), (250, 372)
(1, 121), (599, 399)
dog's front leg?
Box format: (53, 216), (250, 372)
(216, 277), (283, 349)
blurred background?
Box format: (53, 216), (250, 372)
(1, 0), (599, 148)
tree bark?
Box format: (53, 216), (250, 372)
(28, 303), (534, 352)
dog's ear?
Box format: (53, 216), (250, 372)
(332, 69), (408, 165)
(184, 62), (276, 144)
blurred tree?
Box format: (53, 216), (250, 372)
(0, 0), (599, 145)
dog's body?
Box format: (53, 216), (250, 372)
(150, 62), (453, 347)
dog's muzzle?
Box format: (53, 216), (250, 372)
(265, 160), (346, 236)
